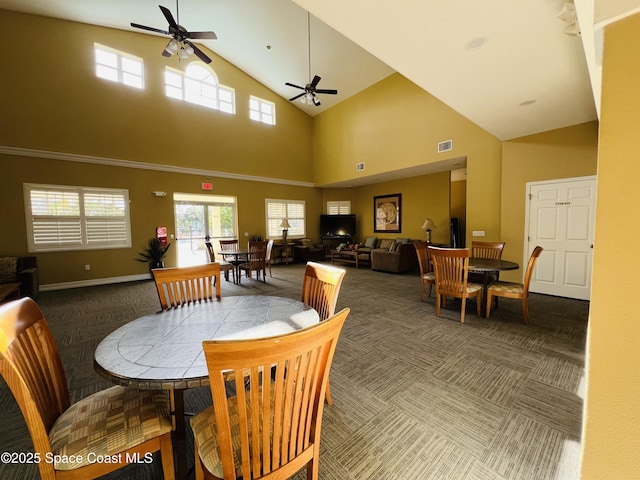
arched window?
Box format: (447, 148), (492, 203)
(164, 62), (235, 114)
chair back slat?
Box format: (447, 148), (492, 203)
(301, 262), (346, 321)
(431, 248), (470, 296)
(152, 263), (222, 310)
(0, 298), (69, 457)
(414, 241), (432, 275)
(471, 241), (505, 260)
(202, 308), (349, 480)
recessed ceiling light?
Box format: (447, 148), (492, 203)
(465, 37), (488, 50)
(519, 99), (537, 107)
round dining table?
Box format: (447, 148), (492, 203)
(468, 257), (519, 310)
(94, 295), (319, 480)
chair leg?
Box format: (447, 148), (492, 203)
(325, 380), (333, 406)
(428, 284), (433, 297)
(160, 433), (175, 480)
(522, 296), (529, 324)
(194, 443), (205, 480)
(435, 294), (441, 316)
(460, 297), (466, 324)
(486, 292), (493, 318)
(476, 292), (482, 317)
(420, 282), (425, 301)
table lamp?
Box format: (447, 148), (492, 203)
(279, 218), (291, 243)
(421, 218), (437, 243)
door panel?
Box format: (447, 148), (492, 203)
(527, 177), (596, 300)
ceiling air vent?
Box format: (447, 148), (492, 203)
(356, 162), (365, 172)
(438, 139), (453, 153)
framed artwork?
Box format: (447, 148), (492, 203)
(374, 194), (402, 233)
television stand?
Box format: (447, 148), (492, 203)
(321, 235), (352, 249)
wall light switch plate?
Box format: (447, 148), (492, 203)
(472, 231), (485, 237)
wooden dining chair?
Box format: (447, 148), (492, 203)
(429, 247), (483, 324)
(205, 241), (235, 283)
(239, 240), (267, 285)
(414, 241), (435, 300)
(152, 263), (222, 310)
(191, 307), (350, 480)
(264, 239), (275, 277)
(470, 241), (506, 283)
(0, 298), (175, 480)
(219, 239), (240, 263)
(486, 246), (543, 323)
(301, 261), (346, 405)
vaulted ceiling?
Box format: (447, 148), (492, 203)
(1, 0), (638, 142)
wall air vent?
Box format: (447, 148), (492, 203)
(356, 162), (365, 172)
(438, 139), (453, 153)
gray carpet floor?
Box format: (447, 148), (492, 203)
(0, 262), (588, 479)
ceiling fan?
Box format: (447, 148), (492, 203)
(285, 13), (337, 107)
(131, 2), (217, 64)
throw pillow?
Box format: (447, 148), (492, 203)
(379, 239), (394, 250)
(397, 237), (410, 244)
(301, 239), (313, 248)
(364, 236), (377, 248)
(0, 257), (18, 281)
(390, 241), (403, 253)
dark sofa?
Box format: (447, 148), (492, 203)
(361, 237), (419, 274)
(0, 256), (39, 298)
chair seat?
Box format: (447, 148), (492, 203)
(422, 272), (435, 281)
(466, 282), (483, 294)
(49, 386), (173, 471)
(488, 281), (524, 295)
(192, 390), (274, 479)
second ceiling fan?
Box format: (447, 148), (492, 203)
(286, 13), (337, 107)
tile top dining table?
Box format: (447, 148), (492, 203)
(94, 295), (319, 480)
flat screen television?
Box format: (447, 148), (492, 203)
(320, 214), (356, 237)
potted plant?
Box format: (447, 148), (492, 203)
(137, 238), (171, 269)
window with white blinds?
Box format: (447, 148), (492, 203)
(327, 201), (351, 215)
(265, 199), (306, 239)
(24, 184), (131, 252)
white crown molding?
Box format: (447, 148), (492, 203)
(0, 145), (316, 188)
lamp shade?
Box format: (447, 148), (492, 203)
(421, 218), (437, 230)
(279, 218), (291, 229)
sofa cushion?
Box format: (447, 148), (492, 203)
(379, 239), (395, 250)
(364, 236), (377, 248)
(389, 241), (401, 253)
(0, 257), (17, 282)
(300, 239), (314, 248)
(397, 238), (410, 244)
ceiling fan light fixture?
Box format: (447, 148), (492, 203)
(164, 39), (179, 54)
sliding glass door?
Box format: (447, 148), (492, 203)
(174, 194), (237, 267)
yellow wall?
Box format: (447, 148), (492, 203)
(500, 122), (598, 281)
(322, 172), (450, 244)
(0, 10), (313, 182)
(1, 154), (322, 285)
(312, 73), (503, 246)
(581, 13), (640, 479)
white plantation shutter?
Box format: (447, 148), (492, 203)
(327, 201), (351, 215)
(24, 184), (131, 252)
(266, 199), (306, 238)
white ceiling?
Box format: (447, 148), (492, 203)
(2, 1), (639, 144)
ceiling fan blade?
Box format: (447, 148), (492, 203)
(288, 93), (306, 101)
(285, 82), (305, 90)
(131, 22), (170, 35)
(310, 75), (321, 89)
(185, 40), (212, 64)
(188, 31), (217, 40)
(315, 89), (338, 95)
(159, 5), (178, 29)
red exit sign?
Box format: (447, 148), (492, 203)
(201, 182), (213, 191)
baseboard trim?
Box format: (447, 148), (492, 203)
(41, 274), (152, 291)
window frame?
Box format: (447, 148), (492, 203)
(265, 199), (306, 239)
(249, 95), (276, 125)
(23, 183), (132, 253)
(327, 201), (351, 215)
(94, 43), (144, 89)
(164, 63), (236, 114)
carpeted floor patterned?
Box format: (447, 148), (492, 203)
(0, 261), (588, 479)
